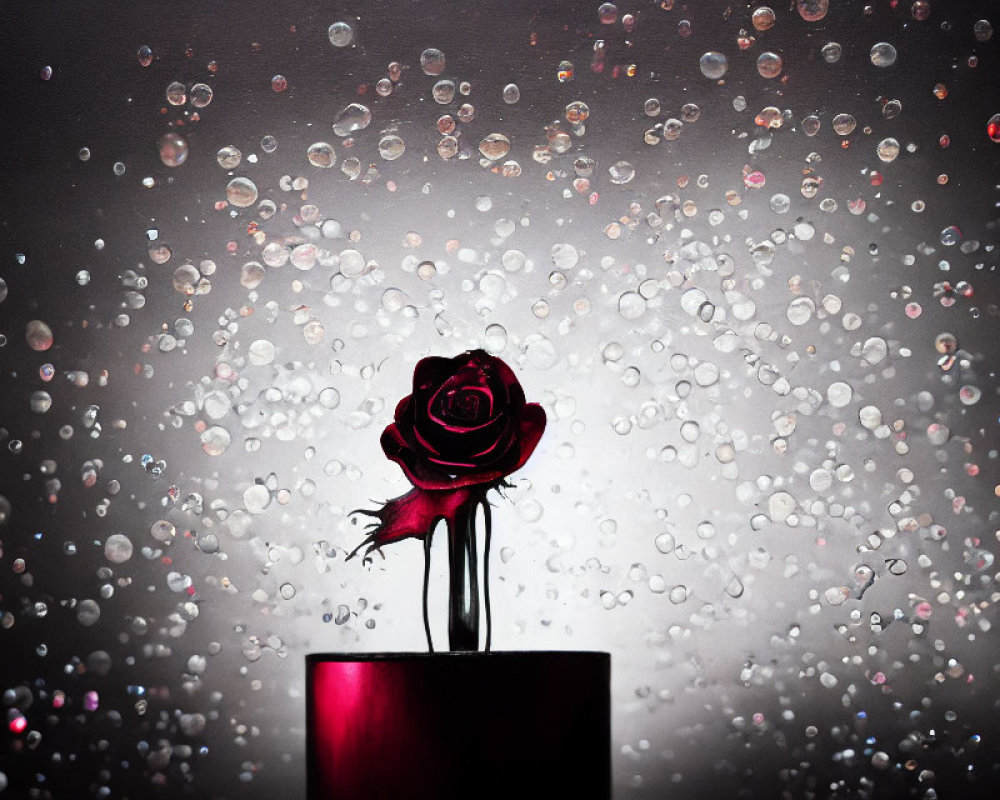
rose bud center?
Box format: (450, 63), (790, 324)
(442, 387), (492, 424)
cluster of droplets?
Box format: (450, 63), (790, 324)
(3, 2), (999, 799)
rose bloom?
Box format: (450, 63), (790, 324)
(381, 350), (546, 491)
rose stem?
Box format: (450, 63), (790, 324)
(423, 531), (434, 653)
(447, 498), (480, 651)
(482, 498), (492, 653)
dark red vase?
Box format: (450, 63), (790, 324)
(307, 651), (611, 799)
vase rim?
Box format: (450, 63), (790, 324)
(306, 650), (610, 661)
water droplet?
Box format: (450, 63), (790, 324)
(328, 21), (355, 47)
(189, 83), (213, 108)
(432, 79), (456, 104)
(25, 320), (53, 351)
(420, 48), (446, 76)
(608, 160), (635, 184)
(29, 391), (52, 414)
(797, 0), (829, 22)
(306, 142), (336, 168)
(333, 103), (372, 136)
(770, 193), (791, 214)
(768, 492), (796, 522)
(832, 114), (857, 135)
(200, 426), (231, 456)
(618, 292), (646, 320)
(985, 113), (1000, 144)
(165, 81), (187, 105)
(150, 520), (176, 543)
(378, 133), (405, 160)
(77, 599), (100, 627)
(248, 339), (276, 365)
(827, 381), (853, 407)
(786, 297), (815, 325)
(484, 324), (508, 354)
(104, 534), (133, 564)
(565, 101), (590, 124)
(757, 52), (783, 78)
(479, 133), (511, 160)
(752, 7), (776, 30)
(876, 137), (900, 162)
(870, 42), (898, 67)
(598, 3), (618, 24)
(699, 52), (728, 79)
(940, 225), (962, 246)
(226, 177), (259, 207)
(244, 484), (271, 514)
(158, 133), (188, 167)
(522, 334), (558, 370)
(339, 249), (366, 278)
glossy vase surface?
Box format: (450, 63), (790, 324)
(307, 651), (611, 799)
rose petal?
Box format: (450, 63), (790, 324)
(412, 356), (455, 395)
(489, 353), (526, 408)
(429, 380), (495, 429)
(417, 411), (510, 464)
(408, 388), (508, 463)
(383, 420), (509, 490)
(394, 394), (413, 423)
(426, 419), (516, 467)
(382, 351), (546, 491)
(511, 403), (546, 470)
(348, 486), (476, 558)
(382, 404), (546, 491)
(381, 423), (454, 488)
(416, 356), (511, 458)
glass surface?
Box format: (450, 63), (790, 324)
(0, 0), (998, 797)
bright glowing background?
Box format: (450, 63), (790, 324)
(1, 1), (998, 797)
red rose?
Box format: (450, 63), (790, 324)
(352, 350), (546, 650)
(381, 350), (546, 491)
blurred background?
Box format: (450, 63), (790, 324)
(1, 0), (999, 797)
